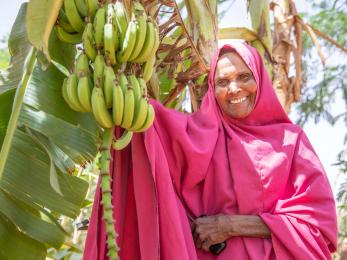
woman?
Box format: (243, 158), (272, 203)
(83, 42), (337, 259)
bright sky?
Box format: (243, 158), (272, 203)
(0, 0), (345, 196)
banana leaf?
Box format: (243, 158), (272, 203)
(26, 0), (63, 60)
(0, 3), (99, 259)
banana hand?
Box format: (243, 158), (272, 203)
(112, 130), (133, 150)
(91, 86), (113, 128)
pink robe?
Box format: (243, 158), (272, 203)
(83, 43), (337, 259)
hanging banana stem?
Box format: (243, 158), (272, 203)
(100, 126), (119, 260)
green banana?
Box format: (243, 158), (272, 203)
(114, 2), (129, 45)
(132, 19), (155, 63)
(93, 7), (106, 49)
(138, 77), (148, 97)
(121, 86), (135, 129)
(56, 25), (83, 44)
(142, 53), (156, 82)
(117, 20), (137, 63)
(118, 73), (129, 93)
(152, 20), (160, 56)
(77, 76), (93, 112)
(91, 86), (113, 128)
(129, 98), (148, 131)
(66, 74), (85, 111)
(128, 3), (147, 61)
(112, 82), (124, 126)
(134, 103), (155, 132)
(64, 0), (85, 32)
(75, 52), (90, 78)
(82, 23), (97, 61)
(106, 3), (119, 51)
(104, 66), (115, 108)
(93, 54), (105, 88)
(62, 78), (79, 110)
(58, 10), (76, 33)
(75, 0), (88, 18)
(113, 130), (133, 150)
(86, 0), (98, 21)
(128, 75), (141, 102)
(104, 23), (117, 65)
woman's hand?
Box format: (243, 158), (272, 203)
(191, 214), (232, 252)
(191, 214), (271, 252)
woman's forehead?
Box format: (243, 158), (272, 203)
(215, 52), (251, 74)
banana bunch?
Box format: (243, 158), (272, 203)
(117, 2), (160, 66)
(56, 0), (99, 44)
(62, 52), (93, 112)
(60, 1), (158, 149)
(57, 1), (160, 80)
(61, 51), (155, 139)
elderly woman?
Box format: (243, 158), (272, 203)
(83, 43), (337, 259)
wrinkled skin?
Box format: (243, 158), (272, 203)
(191, 214), (232, 252)
(214, 51), (257, 119)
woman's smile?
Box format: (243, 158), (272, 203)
(228, 96), (248, 104)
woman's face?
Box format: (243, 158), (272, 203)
(214, 52), (257, 119)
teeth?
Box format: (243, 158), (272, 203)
(229, 96), (247, 104)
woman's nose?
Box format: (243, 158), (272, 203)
(227, 82), (241, 94)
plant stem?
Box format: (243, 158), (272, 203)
(0, 47), (37, 179)
(100, 126), (119, 260)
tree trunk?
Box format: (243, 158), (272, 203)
(184, 0), (218, 109)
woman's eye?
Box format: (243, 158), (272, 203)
(238, 74), (251, 82)
(217, 79), (228, 87)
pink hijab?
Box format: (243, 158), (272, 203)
(83, 43), (337, 260)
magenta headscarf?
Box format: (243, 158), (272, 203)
(83, 43), (337, 260)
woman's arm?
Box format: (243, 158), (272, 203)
(192, 214), (271, 252)
(227, 215), (271, 238)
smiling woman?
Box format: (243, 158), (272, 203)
(214, 51), (257, 119)
(84, 42), (337, 260)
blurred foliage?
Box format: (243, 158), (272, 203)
(295, 0), (347, 127)
(295, 1), (347, 259)
(0, 49), (10, 70)
(295, 0), (347, 178)
(0, 36), (10, 69)
(47, 155), (100, 260)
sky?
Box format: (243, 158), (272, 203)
(0, 0), (345, 196)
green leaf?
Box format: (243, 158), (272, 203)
(1, 128), (89, 217)
(26, 127), (64, 196)
(218, 27), (258, 42)
(0, 213), (46, 260)
(48, 26), (76, 74)
(0, 1), (98, 254)
(0, 189), (65, 248)
(26, 0), (64, 60)
(0, 3), (31, 95)
(0, 89), (15, 148)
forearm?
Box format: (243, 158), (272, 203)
(227, 215), (271, 239)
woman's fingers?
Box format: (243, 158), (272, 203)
(194, 234), (204, 249)
(190, 220), (196, 232)
(202, 240), (212, 252)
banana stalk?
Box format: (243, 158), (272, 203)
(100, 127), (120, 260)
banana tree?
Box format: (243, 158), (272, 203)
(1, 0), (346, 258)
(0, 1), (99, 258)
